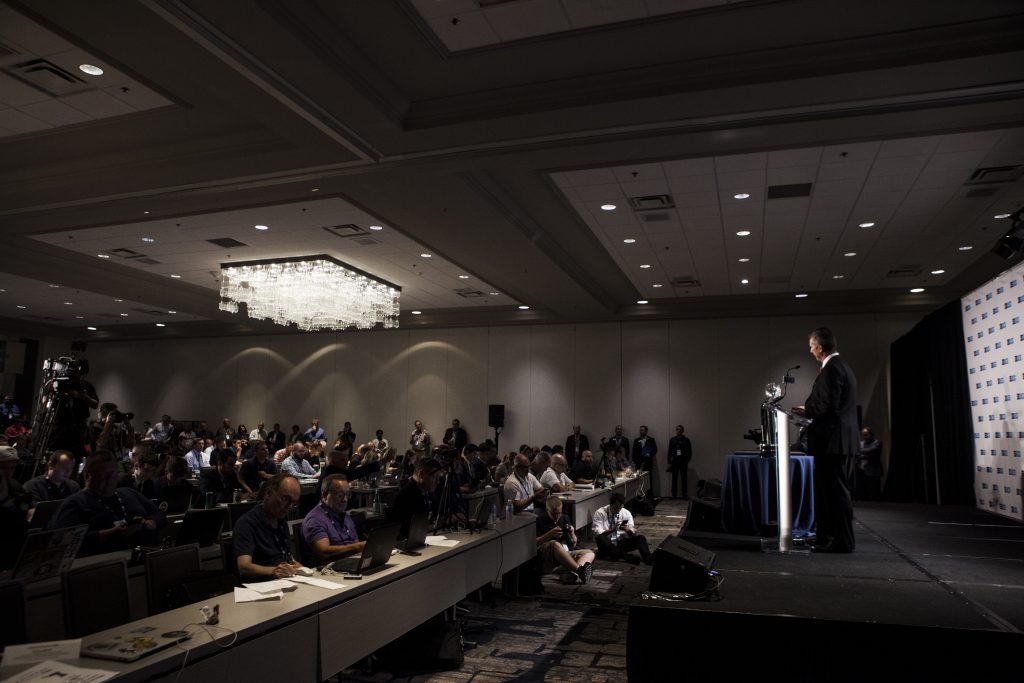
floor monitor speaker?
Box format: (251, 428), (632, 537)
(649, 536), (715, 593)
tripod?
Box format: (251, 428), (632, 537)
(28, 384), (66, 478)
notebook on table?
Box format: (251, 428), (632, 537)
(331, 522), (400, 576)
(27, 499), (63, 529)
(1, 524), (88, 583)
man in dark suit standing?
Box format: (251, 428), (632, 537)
(667, 425), (692, 499)
(564, 426), (589, 468)
(631, 426), (658, 472)
(443, 419), (468, 452)
(793, 327), (859, 553)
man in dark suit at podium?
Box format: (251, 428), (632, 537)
(793, 327), (859, 553)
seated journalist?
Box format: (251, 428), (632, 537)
(301, 474), (365, 563)
(233, 473), (305, 581)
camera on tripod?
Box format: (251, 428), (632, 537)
(43, 356), (89, 394)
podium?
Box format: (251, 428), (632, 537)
(759, 393), (811, 553)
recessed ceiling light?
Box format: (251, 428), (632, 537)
(623, 238), (636, 244)
(16, 305), (26, 309)
(740, 279), (749, 285)
(168, 310), (177, 314)
(48, 284), (59, 288)
(369, 225), (383, 231)
(640, 264), (651, 269)
(170, 274), (181, 278)
(738, 258), (750, 262)
(458, 275), (469, 279)
(411, 310), (422, 315)
(420, 253), (432, 258)
(87, 326), (97, 331)
(141, 237), (155, 243)
(994, 213), (1011, 219)
(143, 211), (149, 215)
(958, 245), (973, 251)
(97, 254), (110, 259)
(794, 293), (808, 298)
(63, 301), (73, 305)
(733, 193), (750, 200)
(155, 323), (166, 327)
(79, 64), (103, 76)
(858, 222), (875, 228)
(114, 298), (123, 302)
(518, 305), (530, 310)
(930, 269), (945, 275)
(254, 225), (269, 231)
(311, 188), (319, 192)
(600, 204), (617, 211)
(736, 231), (751, 237)
(833, 275), (845, 279)
(74, 315), (83, 319)
(844, 252), (857, 257)
(910, 288), (925, 293)
(120, 313), (128, 317)
(652, 284), (663, 288)
(489, 292), (499, 296)
(637, 300), (649, 305)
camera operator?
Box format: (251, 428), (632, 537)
(42, 358), (98, 470)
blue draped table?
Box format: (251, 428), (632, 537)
(720, 452), (815, 537)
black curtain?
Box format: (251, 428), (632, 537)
(887, 301), (975, 504)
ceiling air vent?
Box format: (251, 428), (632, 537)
(3, 58), (87, 96)
(108, 248), (145, 259)
(767, 183), (812, 199)
(886, 265), (922, 278)
(670, 276), (701, 288)
(350, 236), (380, 246)
(322, 224), (366, 238)
(134, 308), (168, 316)
(629, 195), (675, 211)
(640, 212), (671, 223)
(136, 258), (161, 265)
(965, 166), (1023, 185)
(965, 187), (999, 198)
(207, 237), (248, 248)
(454, 288), (486, 298)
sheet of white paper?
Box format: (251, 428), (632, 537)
(242, 580), (295, 593)
(425, 536), (460, 547)
(233, 587), (283, 602)
(0, 660), (117, 683)
(285, 576), (344, 590)
(0, 640), (81, 668)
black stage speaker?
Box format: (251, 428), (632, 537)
(682, 499), (722, 532)
(649, 536), (715, 593)
(488, 404), (505, 429)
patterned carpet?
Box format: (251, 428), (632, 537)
(339, 499), (690, 682)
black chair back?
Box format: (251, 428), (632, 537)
(62, 559), (131, 637)
(0, 580), (27, 647)
(144, 544), (201, 615)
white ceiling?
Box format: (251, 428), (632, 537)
(0, 0), (1022, 339)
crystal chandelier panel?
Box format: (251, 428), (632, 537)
(219, 256), (400, 331)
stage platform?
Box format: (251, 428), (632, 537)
(628, 502), (1024, 681)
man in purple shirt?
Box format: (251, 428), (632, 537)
(301, 474), (364, 563)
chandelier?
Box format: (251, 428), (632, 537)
(219, 255), (401, 331)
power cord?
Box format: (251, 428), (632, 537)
(170, 605), (238, 683)
(640, 571), (724, 602)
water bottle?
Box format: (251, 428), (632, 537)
(487, 505), (497, 529)
(372, 488), (382, 516)
(505, 500), (514, 520)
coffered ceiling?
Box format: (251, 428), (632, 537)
(1, 0), (1023, 340)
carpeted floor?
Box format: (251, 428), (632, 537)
(339, 499), (690, 682)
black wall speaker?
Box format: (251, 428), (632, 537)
(649, 536), (715, 593)
(488, 404), (505, 429)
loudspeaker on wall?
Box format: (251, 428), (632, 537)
(488, 404), (505, 429)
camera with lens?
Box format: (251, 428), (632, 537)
(111, 410), (135, 422)
(43, 356), (89, 395)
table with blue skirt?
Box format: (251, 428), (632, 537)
(720, 451), (815, 537)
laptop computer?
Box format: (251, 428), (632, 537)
(396, 512), (428, 554)
(331, 522), (400, 576)
(27, 499), (63, 530)
(174, 507), (227, 547)
(83, 628), (192, 662)
(2, 525), (88, 583)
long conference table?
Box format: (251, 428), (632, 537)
(16, 513), (538, 682)
(555, 472), (651, 531)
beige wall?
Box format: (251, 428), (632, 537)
(84, 312), (919, 496)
